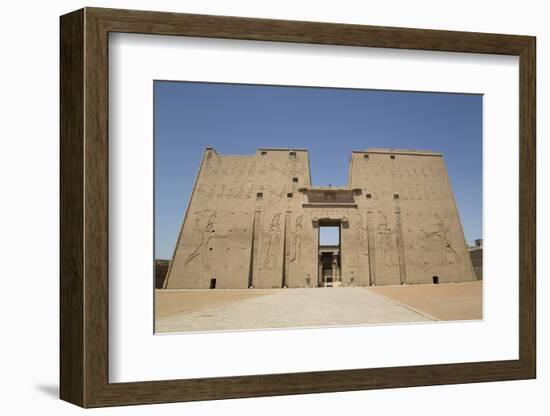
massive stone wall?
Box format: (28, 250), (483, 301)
(164, 148), (476, 289)
(348, 149), (476, 285)
(165, 148), (315, 289)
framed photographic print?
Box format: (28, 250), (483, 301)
(60, 7), (536, 408)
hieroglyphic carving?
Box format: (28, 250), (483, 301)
(184, 210), (226, 270)
(201, 185), (215, 204)
(415, 185), (423, 201)
(258, 160), (280, 177)
(244, 181), (254, 200)
(216, 184), (226, 200)
(366, 211), (376, 285)
(394, 207), (407, 285)
(273, 185), (287, 203)
(235, 159), (246, 177)
(290, 215), (304, 262)
(377, 211), (397, 267)
(167, 148), (476, 289)
(355, 214), (369, 256)
(247, 159), (257, 177)
(423, 187), (430, 201)
(283, 212), (292, 287)
(261, 213), (282, 270)
(230, 184), (242, 199)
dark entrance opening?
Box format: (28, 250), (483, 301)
(318, 221), (341, 287)
(209, 278), (217, 289)
(432, 276), (439, 284)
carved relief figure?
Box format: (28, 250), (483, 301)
(421, 214), (460, 263)
(355, 214), (369, 256)
(163, 146), (479, 291)
(230, 184), (243, 199)
(184, 210), (227, 270)
(273, 185), (287, 203)
(377, 211), (396, 266)
(261, 213), (282, 270)
(290, 215), (304, 262)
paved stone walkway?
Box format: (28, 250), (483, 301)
(156, 288), (433, 333)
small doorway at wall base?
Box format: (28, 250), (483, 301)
(209, 278), (217, 289)
(432, 276), (439, 284)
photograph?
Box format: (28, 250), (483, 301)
(53, 5), (537, 409)
(154, 81), (483, 333)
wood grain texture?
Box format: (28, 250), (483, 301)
(518, 38), (536, 376)
(59, 7), (536, 408)
(59, 8), (84, 406)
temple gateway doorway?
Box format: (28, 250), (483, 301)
(318, 220), (342, 287)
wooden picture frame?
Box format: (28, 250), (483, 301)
(60, 7), (536, 408)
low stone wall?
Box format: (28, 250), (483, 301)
(469, 248), (482, 280)
(155, 260), (171, 289)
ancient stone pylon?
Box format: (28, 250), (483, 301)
(164, 148), (476, 289)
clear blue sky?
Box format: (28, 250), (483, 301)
(155, 81), (482, 259)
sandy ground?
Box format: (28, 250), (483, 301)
(155, 282), (482, 333)
(370, 281), (482, 321)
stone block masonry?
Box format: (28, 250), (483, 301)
(164, 148), (476, 289)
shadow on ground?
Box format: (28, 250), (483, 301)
(35, 384), (58, 399)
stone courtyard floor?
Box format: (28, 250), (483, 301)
(155, 281), (482, 333)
